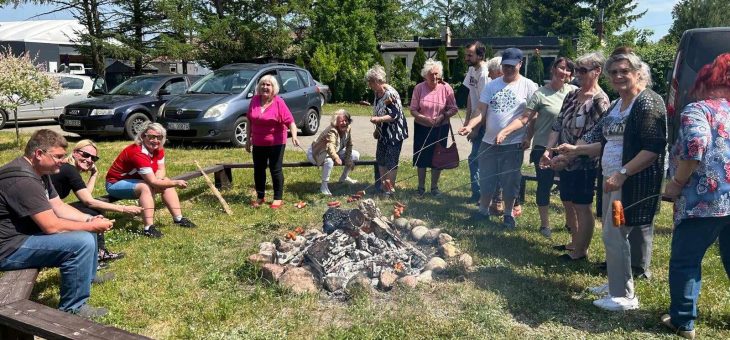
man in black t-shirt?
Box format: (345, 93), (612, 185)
(0, 130), (114, 318)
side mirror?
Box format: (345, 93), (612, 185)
(247, 91), (253, 98)
(158, 89), (171, 96)
(89, 88), (106, 97)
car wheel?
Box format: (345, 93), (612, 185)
(320, 94), (326, 107)
(0, 110), (7, 130)
(124, 112), (150, 140)
(301, 108), (320, 136)
(231, 116), (248, 148)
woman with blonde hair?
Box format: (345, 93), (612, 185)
(51, 139), (143, 263)
(306, 109), (360, 195)
(106, 122), (195, 238)
(244, 75), (300, 208)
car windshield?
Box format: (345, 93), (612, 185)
(109, 77), (161, 96)
(188, 69), (256, 94)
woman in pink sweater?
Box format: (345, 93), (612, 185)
(244, 75), (300, 208)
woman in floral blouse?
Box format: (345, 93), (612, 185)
(661, 54), (730, 339)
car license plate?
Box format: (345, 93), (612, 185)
(167, 122), (189, 130)
(64, 119), (81, 127)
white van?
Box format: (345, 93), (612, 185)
(666, 27), (730, 145)
(68, 63), (86, 75)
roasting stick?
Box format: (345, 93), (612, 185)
(194, 161), (233, 215)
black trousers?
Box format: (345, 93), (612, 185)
(252, 144), (286, 200)
(69, 201), (106, 250)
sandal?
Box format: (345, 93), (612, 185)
(98, 248), (125, 262)
(251, 198), (265, 208)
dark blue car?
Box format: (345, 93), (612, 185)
(60, 74), (200, 139)
(157, 63), (322, 147)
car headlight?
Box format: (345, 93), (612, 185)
(203, 103), (228, 118)
(90, 109), (115, 116)
(158, 102), (167, 117)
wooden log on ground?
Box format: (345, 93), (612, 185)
(194, 161), (233, 215)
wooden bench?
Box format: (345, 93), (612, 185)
(212, 160), (379, 190)
(0, 268), (149, 340)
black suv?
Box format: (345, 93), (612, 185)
(157, 63), (322, 147)
(60, 74), (200, 139)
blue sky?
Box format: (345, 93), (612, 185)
(2, 1), (680, 42)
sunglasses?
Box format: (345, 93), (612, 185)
(76, 150), (99, 162)
(576, 67), (595, 74)
(144, 134), (163, 141)
(608, 68), (634, 77)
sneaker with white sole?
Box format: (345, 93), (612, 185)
(593, 295), (639, 311)
(588, 283), (609, 295)
(339, 177), (358, 184)
(660, 314), (696, 339)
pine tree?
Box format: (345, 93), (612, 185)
(452, 47), (468, 83)
(558, 38), (577, 60)
(527, 50), (544, 85)
(523, 0), (585, 37)
(436, 46), (450, 82)
(411, 47), (427, 83)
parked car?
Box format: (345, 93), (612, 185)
(666, 27), (730, 145)
(0, 73), (96, 130)
(60, 74), (200, 139)
(157, 63), (322, 147)
(315, 80), (332, 106)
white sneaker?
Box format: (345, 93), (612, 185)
(339, 177), (358, 184)
(320, 182), (332, 196)
(588, 283), (609, 295)
(592, 295), (639, 311)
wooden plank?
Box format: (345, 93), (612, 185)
(173, 164), (225, 181)
(221, 160), (378, 169)
(0, 269), (39, 305)
(0, 300), (151, 340)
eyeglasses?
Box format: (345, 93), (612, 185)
(75, 150), (99, 162)
(608, 68), (634, 77)
(42, 150), (67, 162)
(144, 133), (162, 141)
(576, 67), (595, 74)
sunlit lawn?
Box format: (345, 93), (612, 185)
(0, 130), (728, 339)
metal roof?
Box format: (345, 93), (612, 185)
(0, 20), (84, 45)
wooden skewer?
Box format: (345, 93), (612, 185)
(194, 161), (233, 215)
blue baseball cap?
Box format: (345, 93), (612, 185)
(501, 48), (523, 66)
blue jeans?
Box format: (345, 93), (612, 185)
(0, 231), (97, 313)
(669, 216), (730, 331)
(468, 128), (485, 199)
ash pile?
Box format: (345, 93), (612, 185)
(248, 199), (474, 297)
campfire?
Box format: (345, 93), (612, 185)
(248, 199), (473, 296)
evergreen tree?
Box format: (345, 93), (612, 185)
(157, 0), (198, 74)
(389, 57), (413, 95)
(411, 47), (427, 83)
(524, 0), (585, 37)
(113, 0), (164, 74)
(582, 0), (645, 41)
(527, 50), (544, 85)
(558, 38), (577, 60)
(452, 47), (468, 83)
(436, 46), (450, 82)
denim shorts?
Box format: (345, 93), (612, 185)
(105, 179), (142, 199)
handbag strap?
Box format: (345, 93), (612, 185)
(447, 124), (456, 143)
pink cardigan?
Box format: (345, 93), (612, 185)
(247, 95), (294, 146)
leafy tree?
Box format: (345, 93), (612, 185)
(527, 50), (544, 85)
(156, 0), (198, 74)
(436, 46), (450, 82)
(411, 47), (427, 83)
(524, 0), (586, 37)
(367, 0), (418, 41)
(388, 57), (413, 96)
(636, 42), (677, 98)
(461, 0), (525, 37)
(421, 0), (469, 37)
(309, 43), (339, 85)
(305, 0), (378, 101)
(581, 0), (645, 41)
(665, 0), (730, 43)
(559, 38), (577, 60)
(0, 49), (60, 144)
(452, 47), (467, 82)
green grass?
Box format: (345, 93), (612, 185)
(1, 131), (728, 339)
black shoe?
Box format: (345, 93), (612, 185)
(558, 253), (586, 261)
(503, 215), (517, 229)
(97, 261), (109, 271)
(430, 188), (443, 197)
(552, 244), (573, 252)
(74, 304), (108, 319)
(98, 247), (125, 262)
(174, 217), (197, 228)
(143, 225), (163, 238)
(417, 187), (426, 197)
(92, 272), (115, 284)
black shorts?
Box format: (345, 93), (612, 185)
(558, 168), (597, 204)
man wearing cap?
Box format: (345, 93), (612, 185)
(459, 48), (538, 229)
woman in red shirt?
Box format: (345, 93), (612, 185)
(105, 122), (195, 238)
(244, 75), (300, 208)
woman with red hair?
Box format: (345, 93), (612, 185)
(662, 53), (730, 339)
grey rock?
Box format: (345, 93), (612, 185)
(417, 270), (433, 283)
(440, 242), (460, 258)
(261, 263), (285, 282)
(411, 226), (429, 241)
(408, 218), (426, 227)
(279, 267), (318, 294)
(437, 233), (453, 246)
(393, 217), (410, 230)
(424, 257), (447, 272)
(422, 228), (441, 244)
(458, 253), (474, 270)
(397, 275), (418, 288)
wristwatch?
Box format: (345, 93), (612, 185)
(619, 167), (629, 176)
